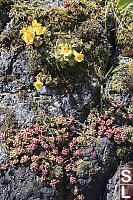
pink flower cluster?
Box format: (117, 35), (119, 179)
(88, 97), (133, 144)
(0, 115), (86, 197)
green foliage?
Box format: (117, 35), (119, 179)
(116, 8), (133, 47)
(116, 0), (133, 11)
(0, 0), (111, 88)
(105, 60), (133, 96)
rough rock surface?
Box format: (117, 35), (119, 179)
(0, 164), (56, 200)
(0, 1), (132, 200)
(0, 48), (100, 129)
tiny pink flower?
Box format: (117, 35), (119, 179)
(96, 118), (101, 123)
(43, 144), (49, 149)
(69, 142), (74, 148)
(64, 132), (69, 137)
(30, 162), (38, 172)
(63, 1), (69, 7)
(88, 113), (94, 118)
(39, 135), (44, 141)
(70, 115), (74, 122)
(42, 169), (48, 175)
(110, 107), (115, 112)
(56, 156), (63, 163)
(1, 163), (9, 169)
(60, 128), (65, 133)
(66, 7), (71, 12)
(52, 149), (58, 154)
(72, 1), (79, 6)
(40, 176), (45, 182)
(103, 114), (108, 119)
(50, 179), (57, 186)
(129, 114), (133, 119)
(106, 119), (113, 126)
(40, 166), (44, 170)
(65, 164), (71, 171)
(70, 176), (76, 184)
(73, 149), (81, 156)
(31, 138), (38, 144)
(27, 144), (36, 151)
(62, 148), (69, 155)
(91, 122), (96, 128)
(50, 144), (55, 148)
(77, 194), (85, 200)
(31, 155), (40, 162)
(98, 130), (103, 136)
(56, 135), (63, 142)
(55, 10), (59, 15)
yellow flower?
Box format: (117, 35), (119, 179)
(33, 79), (43, 89)
(59, 44), (72, 56)
(35, 26), (46, 35)
(20, 27), (27, 34)
(74, 52), (84, 62)
(27, 26), (34, 33)
(21, 30), (35, 43)
(32, 19), (46, 35)
(32, 19), (42, 29)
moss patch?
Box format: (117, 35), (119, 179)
(0, 0), (112, 89)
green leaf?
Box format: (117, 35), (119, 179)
(116, 0), (133, 11)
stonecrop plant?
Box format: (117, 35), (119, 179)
(87, 96), (133, 144)
(0, 115), (87, 199)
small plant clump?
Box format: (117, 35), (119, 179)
(0, 0), (111, 89)
(0, 115), (89, 199)
(86, 96), (133, 144)
(116, 8), (133, 48)
(104, 59), (133, 101)
(20, 19), (46, 43)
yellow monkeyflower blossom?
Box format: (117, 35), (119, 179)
(33, 79), (43, 89)
(74, 52), (84, 62)
(21, 30), (35, 43)
(35, 26), (46, 35)
(32, 19), (46, 35)
(20, 27), (27, 34)
(32, 19), (42, 29)
(27, 26), (34, 33)
(59, 43), (72, 57)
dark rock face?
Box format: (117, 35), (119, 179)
(0, 47), (100, 129)
(0, 0), (13, 33)
(0, 1), (132, 200)
(77, 138), (118, 200)
(0, 165), (56, 200)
